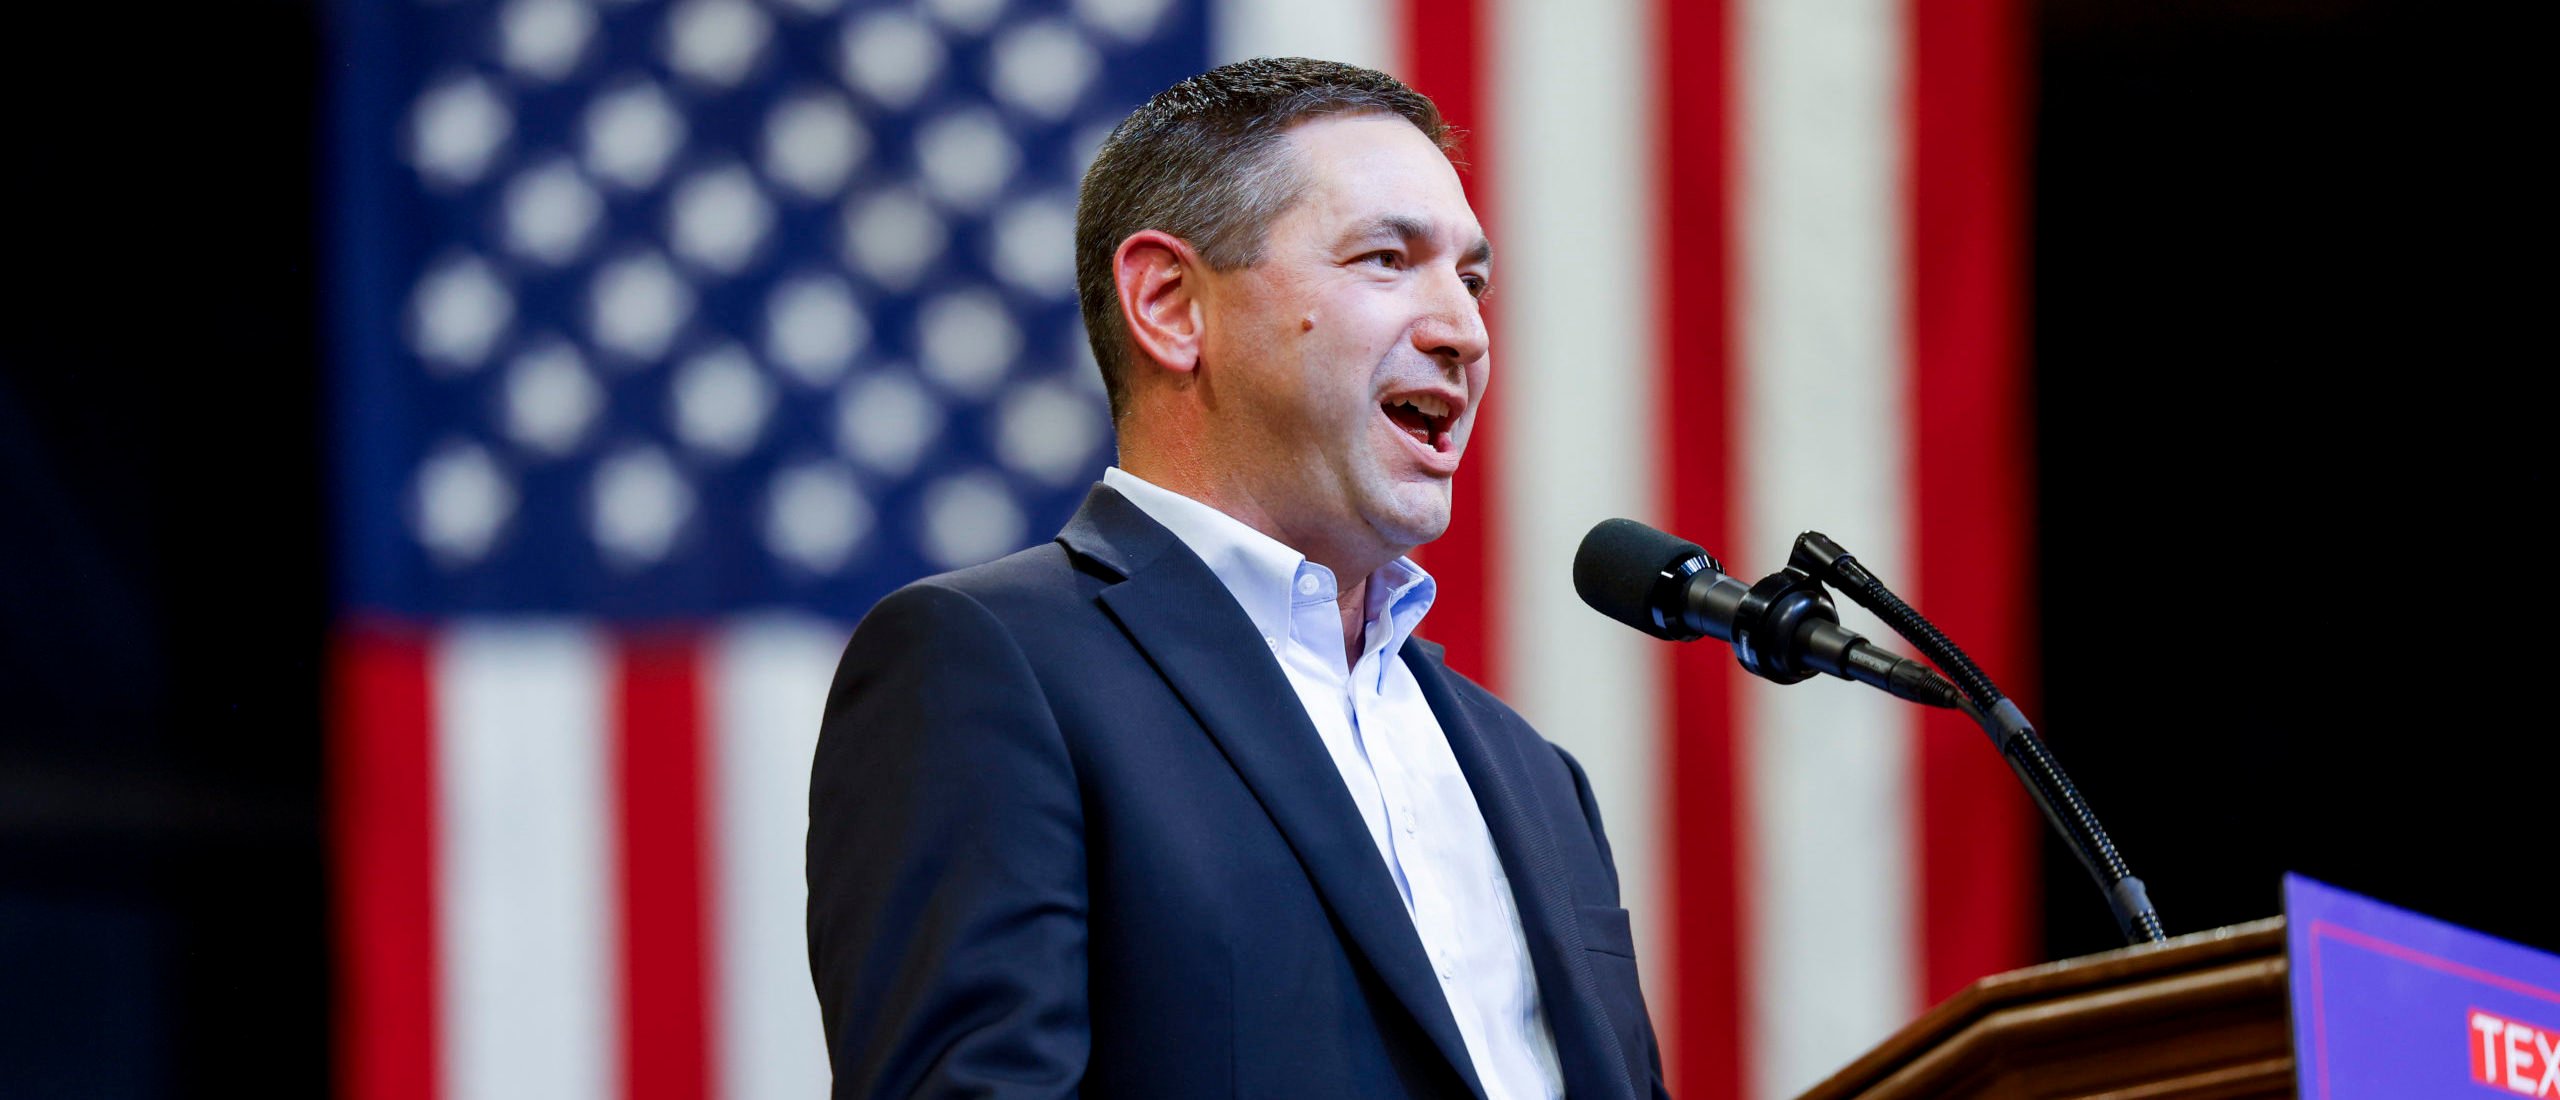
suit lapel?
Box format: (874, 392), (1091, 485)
(1061, 488), (1491, 1100)
(1404, 640), (1637, 1100)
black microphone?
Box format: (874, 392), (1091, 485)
(1572, 518), (1961, 708)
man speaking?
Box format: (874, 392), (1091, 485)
(808, 58), (1668, 1099)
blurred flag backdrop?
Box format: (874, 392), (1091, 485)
(328, 0), (2035, 1097)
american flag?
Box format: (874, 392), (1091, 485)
(327, 0), (2036, 1097)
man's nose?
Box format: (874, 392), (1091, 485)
(1412, 270), (1489, 367)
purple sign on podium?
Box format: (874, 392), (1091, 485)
(2288, 874), (2560, 1098)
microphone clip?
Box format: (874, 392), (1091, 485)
(1730, 566), (1837, 685)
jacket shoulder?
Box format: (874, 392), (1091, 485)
(860, 539), (1104, 630)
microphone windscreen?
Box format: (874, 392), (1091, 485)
(1573, 518), (1706, 640)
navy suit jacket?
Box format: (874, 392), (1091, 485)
(808, 485), (1669, 1098)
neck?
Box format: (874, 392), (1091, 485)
(1118, 448), (1397, 669)
(1117, 448), (1403, 588)
(1335, 583), (1367, 668)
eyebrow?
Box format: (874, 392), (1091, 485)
(1337, 214), (1494, 267)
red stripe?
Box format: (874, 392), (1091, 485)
(615, 635), (714, 1100)
(1403, 0), (1501, 690)
(1655, 0), (1749, 1093)
(331, 625), (441, 1100)
(1907, 0), (2038, 1004)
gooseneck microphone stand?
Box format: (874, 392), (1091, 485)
(1784, 531), (2167, 945)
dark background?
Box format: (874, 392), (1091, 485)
(2031, 0), (2547, 960)
(0, 0), (2539, 1093)
(3, 3), (328, 1095)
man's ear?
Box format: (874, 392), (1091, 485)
(1112, 230), (1206, 375)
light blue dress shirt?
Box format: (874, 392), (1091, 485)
(1102, 467), (1565, 1100)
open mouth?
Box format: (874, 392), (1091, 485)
(1381, 393), (1456, 453)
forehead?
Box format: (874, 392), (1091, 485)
(1271, 113), (1481, 242)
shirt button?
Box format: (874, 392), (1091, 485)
(1263, 636), (1277, 650)
(1297, 574), (1321, 596)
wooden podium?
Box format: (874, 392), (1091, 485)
(1797, 918), (2295, 1099)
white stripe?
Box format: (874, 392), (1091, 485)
(436, 624), (615, 1100)
(1737, 0), (1916, 1095)
(1488, 0), (1666, 995)
(710, 615), (843, 1100)
(1210, 0), (1398, 72)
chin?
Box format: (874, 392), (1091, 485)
(1363, 486), (1453, 551)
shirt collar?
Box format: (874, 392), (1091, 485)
(1361, 554), (1437, 666)
(1102, 467), (1437, 655)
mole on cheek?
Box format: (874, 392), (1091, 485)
(1300, 313), (1315, 332)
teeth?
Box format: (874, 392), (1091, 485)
(1408, 394), (1451, 419)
